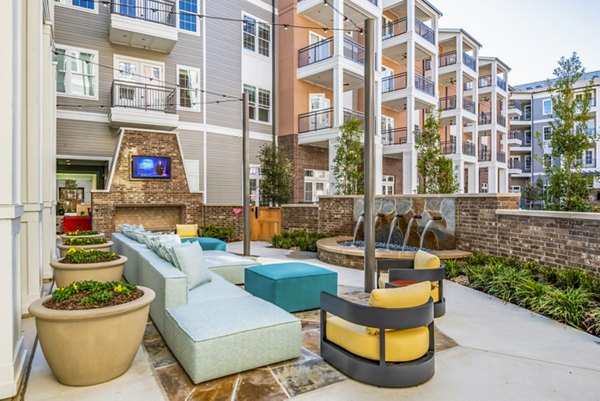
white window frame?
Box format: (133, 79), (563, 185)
(523, 104), (531, 119)
(177, 65), (201, 112)
(543, 99), (552, 115)
(382, 175), (394, 195)
(543, 126), (552, 141)
(177, 0), (200, 35)
(524, 155), (532, 170)
(243, 84), (271, 124)
(55, 44), (99, 100)
(242, 13), (271, 58)
(113, 54), (165, 82)
(249, 164), (263, 206)
(304, 169), (329, 203)
(55, 0), (98, 14)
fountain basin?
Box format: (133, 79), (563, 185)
(317, 236), (472, 270)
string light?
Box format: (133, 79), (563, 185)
(56, 98), (242, 110)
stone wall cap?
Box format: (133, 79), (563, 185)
(281, 204), (319, 208)
(497, 209), (600, 220)
(318, 193), (521, 200)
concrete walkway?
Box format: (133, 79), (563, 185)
(230, 241), (600, 401)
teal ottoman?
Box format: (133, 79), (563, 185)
(245, 263), (338, 312)
(181, 237), (227, 251)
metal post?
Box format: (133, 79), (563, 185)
(271, 0), (277, 147)
(242, 93), (251, 256)
(364, 18), (376, 293)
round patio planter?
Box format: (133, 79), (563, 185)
(57, 241), (114, 258)
(28, 286), (155, 386)
(61, 232), (105, 240)
(50, 255), (127, 288)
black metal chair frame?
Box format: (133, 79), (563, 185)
(378, 259), (447, 317)
(320, 292), (435, 388)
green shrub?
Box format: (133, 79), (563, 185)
(270, 230), (333, 252)
(47, 280), (139, 310)
(201, 225), (235, 242)
(62, 248), (119, 264)
(542, 288), (593, 329)
(515, 279), (555, 312)
(485, 267), (531, 304)
(63, 237), (107, 246)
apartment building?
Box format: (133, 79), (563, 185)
(278, 0), (511, 203)
(509, 71), (600, 196)
(54, 0), (276, 205)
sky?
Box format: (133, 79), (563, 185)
(430, 0), (600, 86)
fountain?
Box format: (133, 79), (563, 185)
(403, 215), (422, 247)
(420, 216), (443, 249)
(351, 213), (364, 246)
(385, 214), (403, 248)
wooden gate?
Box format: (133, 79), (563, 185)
(250, 206), (282, 241)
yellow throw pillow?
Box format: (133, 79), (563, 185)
(414, 250), (440, 270)
(176, 224), (198, 238)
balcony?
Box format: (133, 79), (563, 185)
(382, 73), (408, 93)
(479, 112), (491, 125)
(462, 141), (476, 156)
(382, 128), (408, 145)
(439, 51), (457, 68)
(497, 151), (506, 163)
(296, 0), (378, 28)
(343, 37), (365, 65)
(508, 131), (522, 146)
(463, 98), (476, 114)
(479, 75), (493, 89)
(463, 53), (476, 71)
(497, 76), (507, 91)
(440, 140), (456, 155)
(415, 19), (435, 45)
(497, 114), (506, 127)
(415, 74), (435, 96)
(109, 0), (178, 53)
(109, 80), (179, 129)
(382, 18), (407, 40)
(508, 159), (522, 174)
(298, 108), (333, 134)
(479, 151), (492, 162)
(344, 108), (365, 130)
(298, 38), (333, 68)
(439, 96), (456, 111)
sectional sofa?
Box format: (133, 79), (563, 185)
(112, 233), (302, 383)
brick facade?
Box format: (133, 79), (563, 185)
(317, 196), (355, 235)
(281, 204), (319, 231)
(92, 130), (203, 238)
(202, 205), (244, 242)
(382, 156), (404, 195)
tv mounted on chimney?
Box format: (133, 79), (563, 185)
(131, 156), (171, 179)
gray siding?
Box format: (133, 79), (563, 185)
(178, 129), (205, 191)
(57, 119), (117, 157)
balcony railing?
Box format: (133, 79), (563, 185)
(479, 151), (492, 161)
(497, 76), (507, 91)
(298, 108), (333, 133)
(344, 108), (365, 130)
(439, 96), (457, 111)
(463, 141), (476, 156)
(382, 17), (407, 40)
(382, 128), (408, 145)
(382, 73), (407, 93)
(509, 159), (521, 169)
(298, 38), (333, 68)
(463, 52), (476, 71)
(415, 74), (435, 96)
(479, 112), (491, 125)
(111, 80), (176, 113)
(509, 131), (521, 140)
(463, 97), (476, 114)
(424, 58), (431, 71)
(440, 140), (456, 155)
(111, 0), (176, 27)
(343, 37), (364, 65)
(415, 19), (435, 44)
(497, 114), (506, 127)
(479, 75), (492, 88)
(497, 151), (506, 163)
(439, 51), (457, 67)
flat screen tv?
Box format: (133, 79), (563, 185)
(131, 156), (171, 179)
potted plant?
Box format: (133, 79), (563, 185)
(50, 248), (127, 288)
(61, 230), (105, 240)
(57, 237), (114, 257)
(28, 280), (155, 386)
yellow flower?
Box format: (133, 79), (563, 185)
(68, 248), (76, 253)
(114, 284), (123, 293)
(72, 283), (78, 291)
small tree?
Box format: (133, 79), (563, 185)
(523, 177), (545, 203)
(416, 110), (459, 194)
(535, 53), (596, 212)
(333, 117), (364, 195)
(258, 144), (292, 206)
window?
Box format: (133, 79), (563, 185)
(177, 66), (200, 110)
(585, 150), (594, 167)
(244, 85), (271, 123)
(525, 155), (532, 171)
(524, 105), (531, 120)
(243, 15), (270, 57)
(543, 126), (552, 141)
(524, 130), (532, 146)
(543, 99), (552, 115)
(250, 165), (265, 205)
(54, 45), (98, 98)
(544, 154), (553, 168)
(55, 0), (95, 11)
(510, 186), (521, 193)
(179, 0), (198, 33)
(382, 16), (393, 39)
(382, 175), (394, 195)
(304, 169), (329, 203)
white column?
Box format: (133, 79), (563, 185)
(455, 37), (464, 157)
(328, 138), (338, 194)
(375, 14), (383, 195)
(404, 95), (418, 194)
(0, 1), (27, 398)
(467, 163), (478, 193)
(455, 159), (465, 193)
(488, 167), (498, 193)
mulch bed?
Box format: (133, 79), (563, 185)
(43, 289), (144, 311)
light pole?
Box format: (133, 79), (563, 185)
(242, 92), (251, 256)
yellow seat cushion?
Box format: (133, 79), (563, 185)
(414, 250), (441, 269)
(369, 281), (432, 309)
(326, 316), (429, 362)
(176, 224), (199, 238)
(378, 278), (439, 303)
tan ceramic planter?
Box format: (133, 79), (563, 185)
(57, 241), (114, 257)
(28, 286), (155, 386)
(51, 255), (127, 288)
(61, 233), (105, 240)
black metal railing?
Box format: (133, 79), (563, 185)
(463, 97), (476, 113)
(509, 131), (522, 140)
(111, 80), (176, 113)
(479, 75), (492, 88)
(479, 151), (492, 161)
(497, 76), (507, 91)
(344, 37), (364, 65)
(382, 73), (407, 93)
(415, 19), (435, 44)
(298, 108), (333, 133)
(509, 159), (521, 169)
(439, 96), (456, 111)
(298, 37), (333, 68)
(479, 112), (491, 125)
(497, 151), (506, 163)
(463, 141), (476, 156)
(344, 108), (365, 130)
(497, 114), (506, 127)
(382, 128), (408, 145)
(424, 58), (431, 71)
(440, 140), (456, 155)
(415, 74), (435, 96)
(439, 51), (457, 67)
(463, 52), (476, 71)
(382, 17), (407, 40)
(111, 0), (176, 27)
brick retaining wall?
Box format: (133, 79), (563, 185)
(202, 205), (244, 241)
(281, 204), (319, 231)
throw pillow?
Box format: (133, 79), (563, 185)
(414, 250), (440, 269)
(176, 224), (199, 238)
(172, 242), (211, 289)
